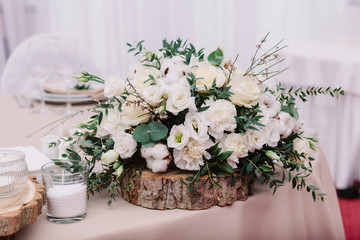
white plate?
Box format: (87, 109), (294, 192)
(30, 89), (94, 103)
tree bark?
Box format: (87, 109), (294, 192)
(120, 169), (251, 210)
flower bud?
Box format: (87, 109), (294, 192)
(101, 150), (119, 165)
(157, 105), (166, 113)
(265, 150), (280, 161)
(113, 161), (120, 169)
(116, 164), (124, 176)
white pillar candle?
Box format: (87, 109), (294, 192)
(46, 183), (87, 218)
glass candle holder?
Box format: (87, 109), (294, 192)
(0, 149), (28, 198)
(41, 160), (89, 224)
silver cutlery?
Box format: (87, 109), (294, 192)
(13, 95), (25, 108)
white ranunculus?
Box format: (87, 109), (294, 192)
(160, 56), (190, 77)
(246, 128), (269, 152)
(184, 111), (209, 143)
(166, 86), (196, 115)
(173, 138), (214, 171)
(265, 119), (281, 147)
(104, 74), (126, 98)
(191, 60), (227, 93)
(101, 150), (119, 165)
(259, 93), (281, 118)
(203, 99), (237, 140)
(277, 112), (295, 138)
(140, 144), (170, 172)
(100, 108), (130, 134)
(293, 137), (316, 157)
(218, 133), (249, 168)
(229, 70), (260, 108)
(128, 65), (161, 93)
(113, 131), (137, 159)
(142, 85), (164, 107)
(167, 124), (190, 150)
(121, 96), (150, 126)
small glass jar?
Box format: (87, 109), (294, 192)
(0, 149), (29, 198)
(41, 160), (89, 224)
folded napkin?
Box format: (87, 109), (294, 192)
(43, 80), (104, 98)
(8, 146), (52, 184)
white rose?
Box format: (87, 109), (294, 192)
(219, 133), (249, 168)
(203, 99), (237, 140)
(191, 60), (226, 93)
(246, 128), (269, 152)
(142, 85), (164, 107)
(100, 108), (130, 134)
(293, 137), (316, 157)
(113, 131), (137, 159)
(229, 70), (260, 108)
(141, 144), (171, 173)
(104, 74), (126, 98)
(121, 96), (150, 126)
(101, 150), (119, 165)
(173, 138), (214, 171)
(184, 111), (209, 143)
(166, 86), (196, 115)
(167, 124), (190, 150)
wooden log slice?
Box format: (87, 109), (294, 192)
(120, 169), (251, 210)
(0, 176), (46, 238)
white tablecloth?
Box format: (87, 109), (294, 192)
(277, 41), (360, 189)
(0, 95), (345, 239)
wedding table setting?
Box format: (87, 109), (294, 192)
(0, 36), (346, 240)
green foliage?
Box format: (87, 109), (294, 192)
(235, 104), (265, 133)
(207, 47), (224, 66)
(133, 122), (169, 147)
(73, 72), (105, 84)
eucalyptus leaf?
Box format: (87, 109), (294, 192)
(148, 122), (168, 141)
(133, 124), (151, 143)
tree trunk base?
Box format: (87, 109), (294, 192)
(120, 169), (251, 210)
(0, 176), (46, 238)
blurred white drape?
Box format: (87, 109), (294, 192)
(0, 0), (353, 81)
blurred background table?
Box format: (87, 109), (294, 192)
(278, 41), (360, 189)
(0, 95), (345, 240)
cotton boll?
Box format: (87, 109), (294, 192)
(151, 144), (170, 160)
(141, 144), (171, 173)
(140, 146), (153, 159)
(160, 56), (190, 77)
(259, 93), (281, 118)
(265, 119), (281, 147)
(277, 112), (295, 138)
(148, 159), (170, 173)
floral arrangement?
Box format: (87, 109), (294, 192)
(60, 34), (343, 205)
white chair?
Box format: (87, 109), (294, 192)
(0, 33), (101, 95)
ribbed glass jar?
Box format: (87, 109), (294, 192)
(0, 149), (29, 198)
